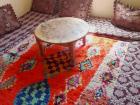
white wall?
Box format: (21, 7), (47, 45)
(90, 0), (140, 18)
(0, 0), (33, 17)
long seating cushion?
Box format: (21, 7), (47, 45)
(0, 11), (57, 56)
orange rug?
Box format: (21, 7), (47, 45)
(0, 33), (120, 105)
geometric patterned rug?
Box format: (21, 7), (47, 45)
(14, 80), (50, 105)
(109, 41), (140, 105)
(0, 33), (133, 105)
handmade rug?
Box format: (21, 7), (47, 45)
(109, 41), (140, 105)
(0, 33), (129, 105)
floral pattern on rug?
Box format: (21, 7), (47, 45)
(109, 41), (140, 105)
(87, 46), (100, 58)
(3, 51), (19, 65)
(79, 59), (93, 71)
(100, 72), (114, 85)
(0, 33), (130, 105)
(0, 76), (16, 90)
(20, 58), (36, 72)
(0, 36), (36, 80)
(107, 58), (120, 70)
(18, 42), (29, 53)
(47, 34), (119, 105)
(76, 41), (129, 104)
(66, 74), (82, 91)
(76, 87), (109, 105)
(53, 91), (67, 105)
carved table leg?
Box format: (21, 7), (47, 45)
(68, 42), (76, 67)
(35, 38), (46, 58)
(82, 36), (86, 47)
(35, 37), (48, 79)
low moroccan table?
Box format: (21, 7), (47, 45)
(34, 17), (89, 72)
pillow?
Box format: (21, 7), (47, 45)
(0, 9), (6, 35)
(59, 0), (92, 19)
(112, 0), (140, 32)
(32, 0), (57, 14)
(0, 4), (21, 36)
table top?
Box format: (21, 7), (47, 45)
(34, 17), (89, 44)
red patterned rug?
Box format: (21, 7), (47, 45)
(0, 33), (129, 105)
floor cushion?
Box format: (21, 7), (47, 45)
(32, 0), (57, 14)
(59, 0), (92, 19)
(111, 0), (140, 32)
(0, 9), (5, 36)
(0, 4), (21, 36)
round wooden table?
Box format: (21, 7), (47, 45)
(34, 17), (89, 69)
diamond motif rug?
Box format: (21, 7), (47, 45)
(0, 33), (129, 105)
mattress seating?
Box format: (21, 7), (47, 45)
(87, 17), (140, 40)
(1, 0), (140, 57)
(1, 11), (140, 57)
(0, 11), (58, 56)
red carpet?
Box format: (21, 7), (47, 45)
(0, 33), (118, 105)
